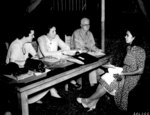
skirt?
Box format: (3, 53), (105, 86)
(100, 73), (118, 96)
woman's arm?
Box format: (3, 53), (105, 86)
(121, 67), (143, 76)
(57, 35), (70, 51)
(38, 36), (67, 59)
(121, 48), (146, 76)
(24, 43), (37, 57)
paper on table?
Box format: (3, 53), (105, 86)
(62, 50), (78, 56)
(17, 72), (34, 80)
(42, 57), (60, 63)
(66, 57), (84, 65)
(88, 51), (105, 57)
(34, 69), (51, 76)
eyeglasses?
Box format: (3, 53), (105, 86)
(82, 24), (90, 27)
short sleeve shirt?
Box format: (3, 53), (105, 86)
(72, 29), (97, 51)
(6, 39), (36, 67)
(38, 35), (70, 57)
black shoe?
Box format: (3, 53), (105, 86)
(68, 83), (81, 91)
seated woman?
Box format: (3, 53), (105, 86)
(77, 27), (146, 112)
(6, 30), (37, 68)
(37, 26), (70, 98)
(38, 26), (70, 59)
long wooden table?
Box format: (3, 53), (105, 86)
(3, 55), (109, 115)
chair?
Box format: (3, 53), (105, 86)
(0, 42), (9, 66)
(65, 35), (75, 50)
(32, 41), (38, 52)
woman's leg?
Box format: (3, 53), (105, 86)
(89, 70), (97, 86)
(77, 83), (107, 110)
(50, 87), (61, 98)
(89, 68), (105, 86)
(86, 84), (107, 103)
(120, 79), (137, 111)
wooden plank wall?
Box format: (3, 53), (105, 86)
(49, 0), (87, 12)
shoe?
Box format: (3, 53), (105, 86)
(4, 111), (12, 115)
(50, 88), (61, 98)
(70, 80), (81, 89)
(77, 98), (97, 111)
(77, 97), (88, 108)
(87, 100), (98, 112)
(69, 83), (81, 91)
(65, 84), (69, 91)
(87, 104), (96, 112)
(74, 83), (81, 89)
(36, 100), (43, 104)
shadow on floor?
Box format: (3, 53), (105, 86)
(29, 85), (125, 115)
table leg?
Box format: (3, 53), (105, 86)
(18, 92), (29, 115)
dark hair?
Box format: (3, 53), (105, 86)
(17, 29), (31, 39)
(128, 27), (146, 50)
(109, 24), (147, 67)
(110, 38), (127, 67)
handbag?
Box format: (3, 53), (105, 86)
(24, 58), (45, 72)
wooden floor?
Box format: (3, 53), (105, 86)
(29, 84), (123, 115)
(0, 72), (150, 115)
(29, 76), (150, 115)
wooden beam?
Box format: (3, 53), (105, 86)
(101, 0), (105, 51)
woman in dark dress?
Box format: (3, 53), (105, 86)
(76, 27), (146, 112)
(114, 28), (146, 111)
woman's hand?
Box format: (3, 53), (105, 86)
(118, 75), (125, 87)
(119, 72), (124, 76)
(114, 74), (122, 81)
(32, 55), (39, 60)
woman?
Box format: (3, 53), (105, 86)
(77, 27), (146, 112)
(38, 26), (70, 59)
(6, 30), (37, 68)
(114, 28), (146, 111)
(37, 26), (70, 98)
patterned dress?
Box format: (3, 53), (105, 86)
(114, 45), (146, 111)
